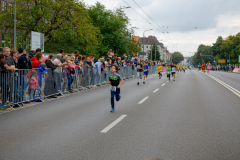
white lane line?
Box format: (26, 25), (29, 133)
(153, 88), (159, 93)
(161, 83), (166, 86)
(206, 74), (240, 97)
(138, 96), (149, 104)
(101, 115), (127, 133)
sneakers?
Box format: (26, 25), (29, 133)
(143, 82), (145, 84)
(110, 108), (115, 112)
(137, 82), (139, 85)
(0, 103), (6, 109)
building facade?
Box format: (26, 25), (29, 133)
(139, 35), (164, 60)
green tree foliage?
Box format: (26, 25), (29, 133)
(192, 32), (240, 65)
(88, 2), (140, 57)
(0, 0), (101, 56)
(172, 51), (184, 64)
(147, 43), (161, 60)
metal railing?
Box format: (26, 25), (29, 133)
(0, 64), (158, 110)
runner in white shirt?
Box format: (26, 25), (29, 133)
(172, 64), (176, 81)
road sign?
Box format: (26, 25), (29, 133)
(227, 60), (229, 63)
(31, 31), (44, 52)
(218, 59), (226, 63)
(138, 52), (146, 55)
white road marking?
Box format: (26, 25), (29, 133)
(101, 115), (127, 133)
(161, 83), (166, 86)
(206, 74), (240, 97)
(138, 96), (149, 104)
(153, 88), (159, 93)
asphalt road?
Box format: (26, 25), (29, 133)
(0, 69), (240, 160)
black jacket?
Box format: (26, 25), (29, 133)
(17, 54), (32, 69)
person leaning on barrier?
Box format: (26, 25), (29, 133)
(31, 52), (42, 68)
(10, 50), (18, 68)
(17, 48), (32, 69)
(45, 54), (58, 98)
(0, 53), (9, 106)
(3, 47), (16, 72)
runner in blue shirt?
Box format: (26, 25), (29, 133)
(143, 61), (149, 84)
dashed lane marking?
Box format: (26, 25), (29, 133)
(138, 96), (149, 104)
(161, 83), (166, 86)
(101, 115), (127, 133)
(153, 88), (159, 93)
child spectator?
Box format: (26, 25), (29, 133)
(30, 70), (41, 100)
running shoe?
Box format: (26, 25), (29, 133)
(137, 82), (139, 85)
(143, 82), (145, 84)
(110, 108), (115, 112)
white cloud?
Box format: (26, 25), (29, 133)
(83, 0), (240, 56)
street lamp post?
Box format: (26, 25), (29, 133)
(14, 0), (16, 50)
(142, 29), (153, 59)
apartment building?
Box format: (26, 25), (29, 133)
(139, 35), (164, 60)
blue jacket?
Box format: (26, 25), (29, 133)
(37, 66), (47, 81)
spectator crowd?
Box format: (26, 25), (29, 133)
(0, 47), (159, 109)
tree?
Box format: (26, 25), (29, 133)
(0, 0), (101, 55)
(147, 43), (161, 60)
(172, 51), (184, 64)
(88, 2), (139, 57)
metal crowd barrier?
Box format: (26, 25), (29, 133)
(0, 64), (158, 110)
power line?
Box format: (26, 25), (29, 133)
(131, 0), (175, 48)
(122, 0), (152, 25)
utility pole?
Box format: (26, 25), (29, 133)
(151, 44), (152, 61)
(14, 0), (16, 50)
(155, 42), (156, 61)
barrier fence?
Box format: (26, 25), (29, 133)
(0, 64), (158, 110)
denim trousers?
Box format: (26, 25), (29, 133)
(111, 88), (120, 109)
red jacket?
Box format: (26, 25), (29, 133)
(31, 58), (41, 68)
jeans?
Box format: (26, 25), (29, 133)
(111, 89), (120, 109)
(30, 87), (41, 100)
(67, 75), (73, 90)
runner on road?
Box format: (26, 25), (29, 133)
(107, 64), (124, 112)
(166, 64), (172, 82)
(183, 65), (186, 73)
(172, 64), (176, 81)
(143, 61), (149, 84)
(176, 63), (180, 74)
(157, 63), (163, 79)
(135, 59), (143, 85)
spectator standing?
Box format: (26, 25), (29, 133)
(53, 54), (67, 93)
(17, 48), (32, 69)
(45, 55), (57, 98)
(3, 47), (16, 104)
(108, 49), (114, 58)
(94, 58), (105, 86)
(10, 50), (18, 67)
(31, 52), (42, 68)
(0, 53), (8, 106)
(121, 53), (126, 60)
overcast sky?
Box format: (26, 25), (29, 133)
(83, 0), (240, 57)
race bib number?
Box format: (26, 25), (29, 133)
(110, 86), (117, 92)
